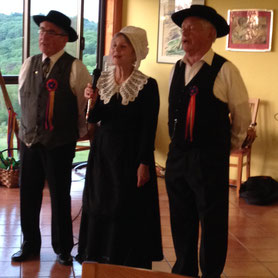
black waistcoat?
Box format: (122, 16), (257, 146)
(19, 52), (79, 149)
(168, 54), (231, 150)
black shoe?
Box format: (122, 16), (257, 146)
(57, 253), (73, 266)
(11, 242), (40, 262)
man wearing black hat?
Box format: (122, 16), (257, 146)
(11, 10), (91, 265)
(165, 5), (251, 278)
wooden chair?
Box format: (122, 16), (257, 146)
(229, 98), (260, 197)
(81, 262), (192, 278)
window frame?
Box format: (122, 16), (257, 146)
(2, 0), (109, 83)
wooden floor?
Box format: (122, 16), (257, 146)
(0, 167), (278, 277)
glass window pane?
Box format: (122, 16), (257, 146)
(0, 0), (23, 75)
(74, 0), (100, 162)
(83, 0), (99, 74)
(30, 1), (79, 57)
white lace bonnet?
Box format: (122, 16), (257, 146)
(97, 26), (150, 105)
(119, 26), (149, 69)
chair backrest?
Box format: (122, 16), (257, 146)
(0, 70), (19, 140)
(81, 262), (190, 278)
(248, 98), (260, 127)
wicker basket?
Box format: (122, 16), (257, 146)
(0, 148), (19, 188)
(0, 168), (19, 188)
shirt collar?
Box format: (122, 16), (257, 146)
(180, 48), (215, 66)
(202, 48), (214, 66)
(42, 49), (65, 64)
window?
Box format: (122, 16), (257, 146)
(29, 0), (99, 71)
(0, 0), (102, 162)
(83, 0), (99, 73)
(0, 0), (23, 154)
(0, 0), (23, 76)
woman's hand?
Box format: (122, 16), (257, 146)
(84, 83), (98, 100)
(84, 83), (99, 112)
(137, 163), (150, 188)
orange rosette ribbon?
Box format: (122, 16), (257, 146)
(45, 79), (58, 131)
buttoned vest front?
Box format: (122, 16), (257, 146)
(19, 52), (79, 149)
(168, 53), (231, 150)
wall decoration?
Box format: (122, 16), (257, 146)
(226, 9), (273, 52)
(157, 0), (205, 63)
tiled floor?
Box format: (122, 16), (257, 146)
(0, 166), (278, 277)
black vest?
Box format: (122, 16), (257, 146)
(19, 52), (79, 149)
(168, 54), (231, 150)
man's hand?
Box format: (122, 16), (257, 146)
(137, 163), (150, 187)
(242, 127), (256, 148)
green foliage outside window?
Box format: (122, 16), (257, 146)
(0, 13), (23, 75)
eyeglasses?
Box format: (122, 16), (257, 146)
(38, 28), (67, 37)
(180, 25), (198, 34)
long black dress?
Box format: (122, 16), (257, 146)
(77, 71), (163, 268)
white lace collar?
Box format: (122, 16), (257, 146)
(97, 67), (149, 105)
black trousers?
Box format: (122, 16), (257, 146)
(165, 145), (229, 278)
(19, 141), (76, 255)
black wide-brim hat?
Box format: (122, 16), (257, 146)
(33, 10), (78, 42)
(171, 5), (229, 38)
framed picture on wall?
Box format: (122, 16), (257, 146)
(157, 0), (205, 64)
(226, 9), (273, 52)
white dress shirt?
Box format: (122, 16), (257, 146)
(170, 48), (251, 150)
(18, 49), (92, 138)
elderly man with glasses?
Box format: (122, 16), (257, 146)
(11, 10), (91, 266)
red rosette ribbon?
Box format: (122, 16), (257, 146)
(185, 85), (199, 142)
(45, 79), (58, 131)
(46, 79), (58, 92)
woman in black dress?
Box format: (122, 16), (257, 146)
(76, 26), (163, 269)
